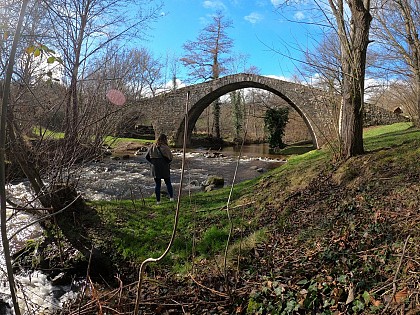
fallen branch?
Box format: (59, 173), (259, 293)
(189, 274), (229, 298)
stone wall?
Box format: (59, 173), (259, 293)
(364, 102), (410, 127)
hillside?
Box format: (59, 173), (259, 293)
(59, 123), (419, 314)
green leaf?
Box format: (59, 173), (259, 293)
(352, 299), (365, 312)
(47, 56), (56, 64)
(362, 291), (370, 304)
(26, 46), (35, 54)
(34, 48), (41, 57)
(40, 44), (55, 54)
(274, 287), (283, 296)
(337, 275), (347, 283)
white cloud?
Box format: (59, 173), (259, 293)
(156, 78), (186, 95)
(244, 12), (263, 24)
(203, 0), (226, 10)
(270, 0), (282, 7)
(266, 74), (292, 82)
(256, 0), (267, 7)
(294, 11), (305, 20)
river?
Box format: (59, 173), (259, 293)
(76, 145), (286, 201)
(1, 145), (286, 313)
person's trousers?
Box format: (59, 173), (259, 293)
(154, 178), (173, 201)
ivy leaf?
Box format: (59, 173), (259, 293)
(47, 56), (56, 64)
(362, 291), (370, 304)
(297, 279), (308, 285)
(352, 299), (365, 312)
(34, 48), (41, 57)
(337, 275), (347, 283)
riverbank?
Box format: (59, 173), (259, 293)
(20, 123), (420, 314)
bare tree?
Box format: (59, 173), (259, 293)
(0, 1), (163, 312)
(302, 32), (343, 93)
(181, 10), (234, 139)
(4, 0), (162, 210)
(1, 1), (28, 313)
(326, 0), (372, 158)
(93, 46), (164, 135)
(371, 0), (420, 125)
(275, 0), (372, 158)
(43, 0), (161, 141)
(297, 32), (345, 147)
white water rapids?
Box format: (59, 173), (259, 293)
(1, 150), (284, 314)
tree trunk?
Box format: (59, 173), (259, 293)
(417, 78), (420, 126)
(336, 0), (372, 158)
(0, 2), (29, 315)
(65, 5), (88, 141)
(213, 98), (221, 139)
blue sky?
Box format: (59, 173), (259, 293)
(146, 0), (320, 82)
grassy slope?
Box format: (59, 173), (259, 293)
(87, 122), (419, 314)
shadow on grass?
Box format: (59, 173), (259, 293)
(364, 127), (420, 152)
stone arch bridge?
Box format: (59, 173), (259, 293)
(134, 73), (338, 148)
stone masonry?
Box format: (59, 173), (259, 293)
(135, 73), (339, 148)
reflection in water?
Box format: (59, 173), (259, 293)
(221, 143), (283, 159)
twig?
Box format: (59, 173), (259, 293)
(79, 244), (94, 314)
(8, 194), (82, 241)
(383, 235), (410, 313)
(223, 118), (249, 296)
(88, 276), (103, 315)
(189, 275), (229, 298)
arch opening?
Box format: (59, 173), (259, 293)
(174, 81), (318, 149)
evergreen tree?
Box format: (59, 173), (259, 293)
(264, 107), (289, 150)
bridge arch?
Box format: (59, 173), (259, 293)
(172, 74), (330, 148)
(174, 81), (318, 148)
(139, 74), (336, 149)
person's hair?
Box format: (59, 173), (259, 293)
(156, 134), (168, 146)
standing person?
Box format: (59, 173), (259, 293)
(145, 134), (174, 204)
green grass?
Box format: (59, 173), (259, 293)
(31, 128), (152, 149)
(90, 179), (258, 266)
(103, 136), (152, 148)
(89, 122), (419, 272)
(363, 121), (413, 138)
(363, 122), (419, 151)
(32, 127), (65, 139)
(278, 143), (315, 155)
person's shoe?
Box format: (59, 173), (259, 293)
(169, 198), (174, 202)
(156, 201), (160, 205)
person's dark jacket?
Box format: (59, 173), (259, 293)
(145, 144), (173, 179)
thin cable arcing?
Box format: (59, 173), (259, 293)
(223, 110), (250, 284)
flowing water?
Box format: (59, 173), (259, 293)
(1, 146), (285, 313)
